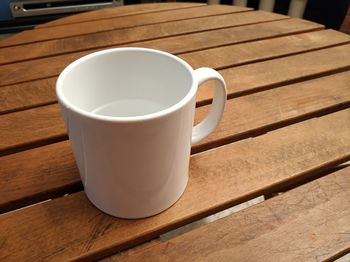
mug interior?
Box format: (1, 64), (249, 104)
(57, 48), (194, 118)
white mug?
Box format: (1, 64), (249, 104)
(56, 48), (226, 218)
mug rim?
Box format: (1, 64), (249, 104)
(56, 47), (196, 122)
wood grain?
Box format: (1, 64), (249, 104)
(2, 4), (350, 261)
(2, 38), (349, 115)
(0, 6), (258, 47)
(0, 17), (322, 65)
(0, 104), (66, 154)
(1, 29), (347, 88)
(0, 77), (57, 114)
(1, 71), (350, 214)
(115, 167), (350, 262)
(196, 44), (350, 103)
(0, 140), (79, 213)
(1, 109), (350, 261)
(4, 5), (249, 47)
(122, 18), (323, 54)
(179, 29), (350, 69)
(194, 71), (350, 152)
(37, 3), (207, 28)
(2, 58), (350, 156)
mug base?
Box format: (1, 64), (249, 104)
(84, 177), (189, 219)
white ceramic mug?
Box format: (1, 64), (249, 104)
(56, 48), (226, 218)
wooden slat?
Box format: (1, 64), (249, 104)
(122, 18), (322, 54)
(0, 5), (258, 47)
(1, 44), (350, 154)
(195, 71), (350, 152)
(2, 44), (350, 154)
(0, 17), (322, 65)
(1, 109), (350, 261)
(1, 71), (350, 213)
(197, 44), (350, 103)
(115, 167), (350, 262)
(0, 29), (347, 88)
(0, 140), (79, 212)
(1, 35), (349, 115)
(37, 3), (206, 28)
(2, 4), (349, 261)
(179, 29), (350, 69)
(0, 78), (57, 114)
(0, 105), (66, 154)
(15, 5), (250, 41)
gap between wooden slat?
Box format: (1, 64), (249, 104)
(2, 105), (349, 213)
(40, 4), (249, 30)
(3, 66), (349, 116)
(1, 109), (350, 260)
(159, 195), (265, 241)
(193, 102), (350, 154)
(103, 164), (350, 261)
(0, 135), (68, 158)
(1, 29), (347, 89)
(1, 29), (348, 116)
(1, 39), (347, 211)
(1, 44), (350, 157)
(109, 166), (350, 262)
(194, 43), (350, 104)
(327, 250), (350, 262)
(36, 3), (208, 29)
(124, 162), (350, 245)
(1, 66), (350, 157)
(0, 17), (317, 66)
(223, 66), (350, 102)
(0, 18), (325, 114)
(0, 6), (255, 48)
(0, 101), (57, 116)
(0, 10), (286, 65)
(265, 164), (350, 195)
(201, 41), (350, 72)
(174, 27), (324, 56)
(1, 71), (350, 212)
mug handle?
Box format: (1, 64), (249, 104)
(192, 67), (227, 144)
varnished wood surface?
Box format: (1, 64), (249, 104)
(37, 3), (206, 28)
(2, 36), (350, 155)
(2, 71), (350, 213)
(0, 17), (322, 65)
(2, 109), (350, 260)
(115, 166), (350, 262)
(1, 3), (349, 261)
(2, 37), (350, 115)
(0, 11), (288, 86)
(0, 7), (260, 48)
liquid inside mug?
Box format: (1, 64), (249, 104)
(56, 48), (226, 218)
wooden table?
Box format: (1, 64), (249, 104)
(1, 3), (350, 261)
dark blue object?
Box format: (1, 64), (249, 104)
(0, 0), (13, 21)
